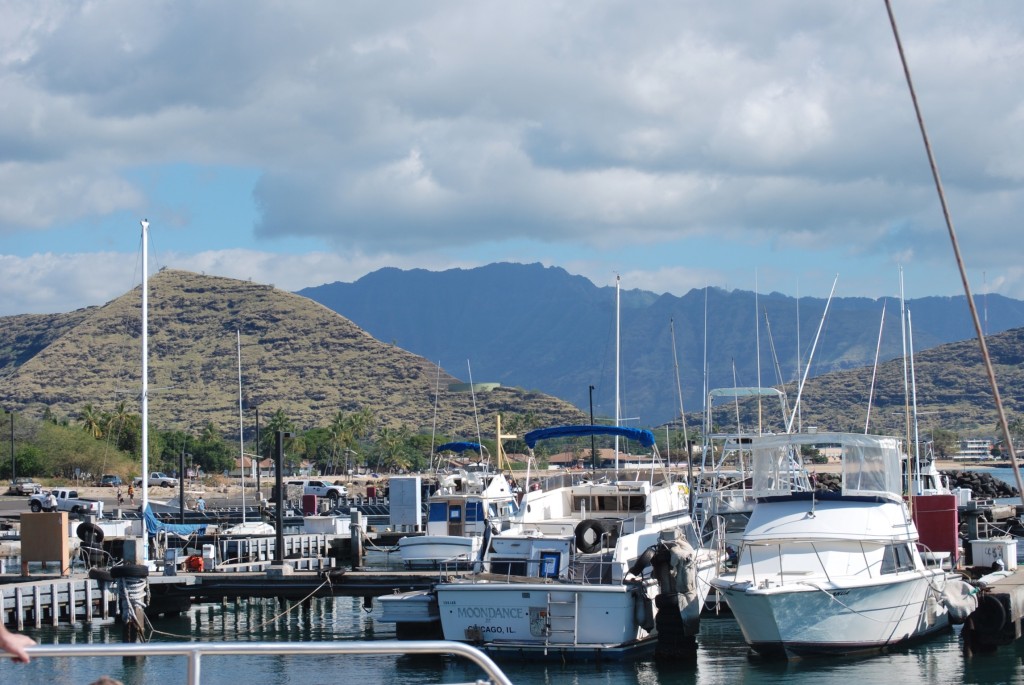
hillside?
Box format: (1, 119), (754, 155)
(0, 270), (586, 437)
(714, 326), (1024, 437)
(298, 263), (1024, 425)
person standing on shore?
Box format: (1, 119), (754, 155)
(0, 623), (35, 663)
(127, 483), (135, 506)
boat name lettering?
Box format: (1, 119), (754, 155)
(456, 606), (524, 620)
(468, 623), (513, 634)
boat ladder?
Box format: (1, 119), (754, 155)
(544, 591), (579, 647)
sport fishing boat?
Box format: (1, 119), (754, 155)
(397, 442), (519, 570)
(429, 425), (724, 660)
(710, 431), (968, 658)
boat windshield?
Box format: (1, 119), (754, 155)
(750, 432), (902, 500)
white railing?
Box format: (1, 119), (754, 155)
(15, 639), (513, 685)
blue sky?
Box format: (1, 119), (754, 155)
(1, 1), (1022, 315)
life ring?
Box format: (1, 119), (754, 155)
(574, 519), (607, 554)
(76, 521), (105, 544)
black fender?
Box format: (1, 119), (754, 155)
(77, 521), (105, 543)
(574, 519), (606, 554)
(111, 563), (150, 579)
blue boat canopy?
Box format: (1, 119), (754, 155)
(524, 425), (656, 449)
(143, 505), (209, 538)
(435, 441), (483, 454)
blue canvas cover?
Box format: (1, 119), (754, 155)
(524, 425), (656, 449)
(435, 441), (483, 454)
(143, 504), (209, 538)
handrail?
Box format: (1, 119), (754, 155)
(11, 639), (513, 685)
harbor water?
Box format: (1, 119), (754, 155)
(5, 594), (1024, 685)
(4, 467), (1024, 684)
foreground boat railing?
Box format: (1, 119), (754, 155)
(15, 639), (514, 685)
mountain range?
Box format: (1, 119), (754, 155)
(298, 263), (1024, 428)
(0, 269), (585, 437)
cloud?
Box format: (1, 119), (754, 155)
(1, 1), (1023, 314)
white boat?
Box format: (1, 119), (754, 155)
(397, 449), (520, 570)
(710, 431), (967, 658)
(693, 387), (802, 548)
(430, 425), (724, 659)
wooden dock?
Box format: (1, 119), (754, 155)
(1, 574), (118, 630)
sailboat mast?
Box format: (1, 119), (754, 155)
(899, 267), (913, 495)
(908, 309), (922, 494)
(140, 219), (150, 518)
(238, 330), (246, 522)
(615, 274), (621, 471)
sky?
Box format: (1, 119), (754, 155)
(1, 1), (1023, 316)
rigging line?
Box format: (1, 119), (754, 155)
(865, 299), (887, 434)
(885, 0), (1022, 504)
(467, 360), (484, 464)
(429, 361), (442, 472)
(762, 306), (792, 430)
(786, 275), (838, 435)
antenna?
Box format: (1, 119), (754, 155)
(786, 275), (839, 435)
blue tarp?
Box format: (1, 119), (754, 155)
(435, 441), (483, 454)
(143, 505), (209, 538)
(524, 425), (656, 449)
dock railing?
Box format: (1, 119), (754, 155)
(10, 639), (513, 685)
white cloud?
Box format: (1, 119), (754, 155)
(0, 0), (1023, 312)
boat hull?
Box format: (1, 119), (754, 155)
(714, 571), (950, 657)
(435, 580), (657, 658)
(398, 535), (480, 569)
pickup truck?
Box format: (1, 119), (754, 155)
(133, 472), (180, 488)
(8, 477), (42, 495)
(29, 488), (104, 516)
(286, 479), (348, 501)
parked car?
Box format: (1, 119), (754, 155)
(98, 474), (123, 487)
(133, 472), (180, 488)
(9, 477), (42, 495)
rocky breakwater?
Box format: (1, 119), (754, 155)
(812, 470), (1019, 500)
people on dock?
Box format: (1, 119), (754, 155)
(117, 487), (124, 506)
(127, 483), (135, 505)
(0, 623), (35, 663)
(44, 491), (58, 512)
(196, 496), (206, 513)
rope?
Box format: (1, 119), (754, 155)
(117, 575), (150, 641)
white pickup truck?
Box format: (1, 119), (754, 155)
(133, 472), (180, 488)
(286, 479), (348, 501)
(29, 488), (104, 516)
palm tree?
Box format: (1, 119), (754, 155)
(79, 404), (104, 439)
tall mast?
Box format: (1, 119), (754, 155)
(899, 267), (913, 493)
(140, 219), (150, 521)
(238, 330), (246, 522)
(614, 274), (621, 471)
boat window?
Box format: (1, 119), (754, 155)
(487, 503), (498, 518)
(490, 559), (527, 576)
(625, 495), (645, 511)
(465, 501), (484, 522)
(573, 496), (593, 512)
(449, 505), (463, 522)
(880, 543), (915, 574)
(598, 496), (619, 511)
(428, 502), (448, 522)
